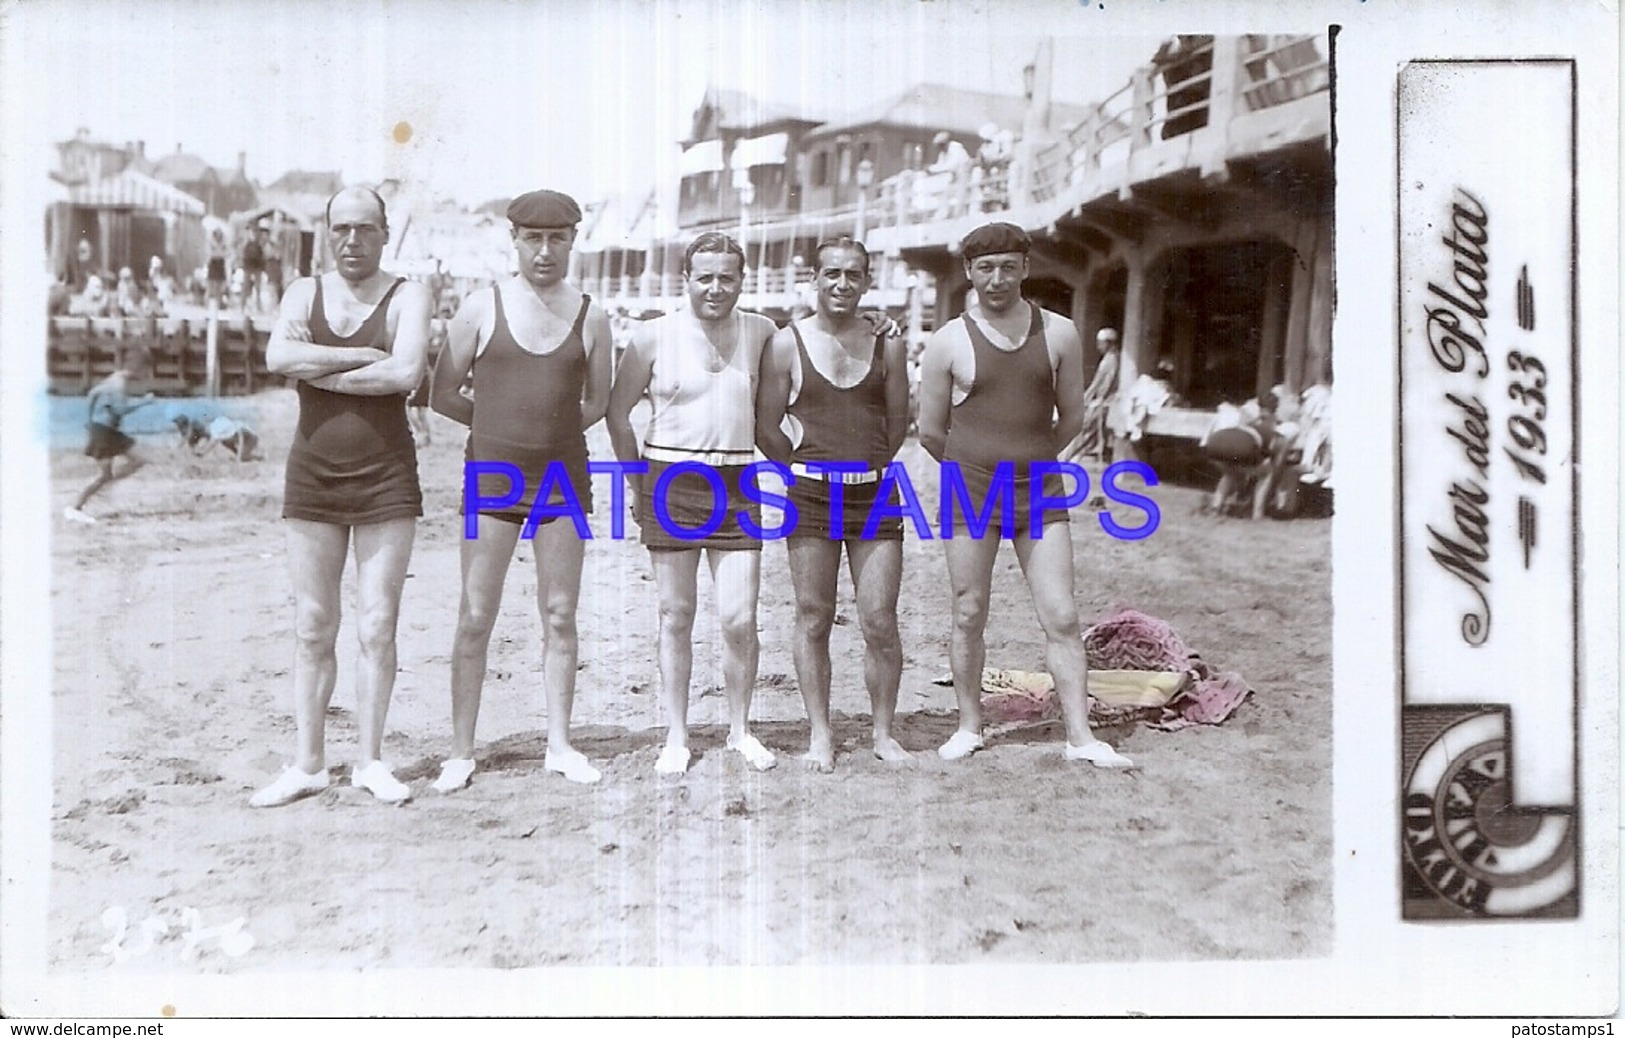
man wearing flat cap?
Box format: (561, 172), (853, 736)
(427, 188), (613, 791)
(916, 221), (1134, 769)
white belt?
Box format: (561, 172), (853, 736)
(790, 462), (881, 485)
(643, 444), (756, 468)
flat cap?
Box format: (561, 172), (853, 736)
(507, 189), (582, 228)
(960, 221), (1030, 260)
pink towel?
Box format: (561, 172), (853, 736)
(1084, 607), (1252, 728)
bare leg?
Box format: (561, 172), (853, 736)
(1013, 524), (1132, 768)
(249, 519), (348, 805)
(349, 517), (417, 800)
(532, 518), (597, 783)
(710, 548), (771, 769)
(409, 406), (432, 447)
(76, 450), (146, 511)
(786, 537), (842, 771)
(940, 533), (1000, 758)
(650, 548), (701, 773)
(437, 515), (521, 790)
(1250, 459), (1276, 520)
(847, 538), (909, 761)
(73, 459), (116, 511)
(286, 519), (348, 770)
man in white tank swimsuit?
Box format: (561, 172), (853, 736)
(606, 232), (778, 775)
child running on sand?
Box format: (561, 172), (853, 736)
(65, 347), (156, 524)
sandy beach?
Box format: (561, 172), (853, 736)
(48, 387), (1331, 971)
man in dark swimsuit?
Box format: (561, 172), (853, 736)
(916, 221), (1133, 768)
(252, 187), (432, 807)
(756, 238), (913, 770)
(428, 189), (612, 791)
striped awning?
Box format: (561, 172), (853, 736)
(67, 169), (206, 216)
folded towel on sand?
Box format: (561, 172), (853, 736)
(932, 608), (1253, 729)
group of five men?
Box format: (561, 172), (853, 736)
(249, 186), (1131, 809)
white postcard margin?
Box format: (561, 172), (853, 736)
(0, 0), (1617, 1018)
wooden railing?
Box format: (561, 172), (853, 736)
(47, 316), (275, 397)
(856, 33), (1329, 237)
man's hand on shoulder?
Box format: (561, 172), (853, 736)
(859, 310), (902, 339)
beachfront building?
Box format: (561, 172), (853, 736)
(568, 33), (1331, 473)
(148, 145), (259, 221)
(570, 82), (1083, 320)
(867, 33), (1333, 448)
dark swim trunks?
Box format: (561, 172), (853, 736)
(638, 460), (763, 552)
(84, 422), (133, 459)
(786, 475), (904, 541)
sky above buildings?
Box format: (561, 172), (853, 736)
(13, 0), (1172, 208)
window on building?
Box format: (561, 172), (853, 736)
(811, 151), (828, 187)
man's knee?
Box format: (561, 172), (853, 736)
(1038, 606), (1082, 643)
(657, 596), (696, 635)
(541, 596), (579, 641)
(356, 607), (401, 659)
(951, 587), (990, 633)
(718, 604), (759, 646)
(294, 602), (341, 654)
(857, 603), (901, 652)
(455, 598), (500, 647)
(794, 597), (836, 643)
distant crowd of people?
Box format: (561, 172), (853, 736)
(52, 219), (289, 320)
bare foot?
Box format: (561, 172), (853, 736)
(801, 741), (835, 773)
(937, 730), (984, 761)
(727, 733), (777, 771)
(872, 736), (914, 763)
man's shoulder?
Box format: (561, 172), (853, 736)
(641, 310), (682, 334)
(461, 281), (498, 312)
(282, 275), (319, 308)
(630, 312), (675, 350)
(738, 309), (778, 338)
(1036, 306), (1081, 350)
(387, 275), (432, 306)
(576, 286), (612, 323)
(769, 319), (800, 347)
(926, 316), (970, 346)
(1036, 305), (1077, 333)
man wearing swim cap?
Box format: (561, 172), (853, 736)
(916, 221), (1134, 769)
(253, 186), (433, 807)
(428, 189), (612, 791)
